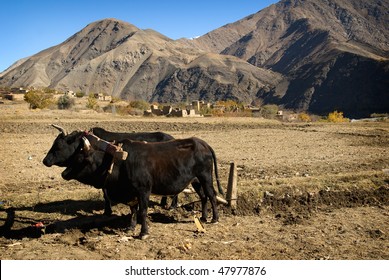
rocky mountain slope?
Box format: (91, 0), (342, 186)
(1, 0), (388, 117)
(184, 0), (389, 117)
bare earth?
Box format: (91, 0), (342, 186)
(0, 101), (388, 260)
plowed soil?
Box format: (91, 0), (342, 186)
(1, 101), (388, 260)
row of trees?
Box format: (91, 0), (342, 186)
(21, 90), (350, 122)
(24, 90), (102, 110)
(23, 90), (151, 114)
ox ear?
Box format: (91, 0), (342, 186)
(82, 136), (91, 153)
(51, 124), (68, 136)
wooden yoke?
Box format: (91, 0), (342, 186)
(84, 131), (128, 161)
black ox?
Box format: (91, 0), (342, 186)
(60, 136), (222, 239)
(43, 127), (223, 239)
(91, 127), (174, 143)
(43, 125), (177, 210)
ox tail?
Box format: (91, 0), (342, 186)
(209, 144), (224, 196)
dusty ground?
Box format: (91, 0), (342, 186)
(0, 101), (388, 260)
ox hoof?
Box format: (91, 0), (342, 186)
(126, 226), (136, 232)
(139, 233), (150, 240)
(163, 205), (171, 210)
(200, 217), (208, 223)
(165, 205), (177, 211)
(211, 219), (219, 224)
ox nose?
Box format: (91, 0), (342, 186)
(43, 156), (52, 167)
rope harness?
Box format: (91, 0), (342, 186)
(82, 130), (128, 174)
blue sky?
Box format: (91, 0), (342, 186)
(0, 0), (278, 72)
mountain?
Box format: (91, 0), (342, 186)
(0, 18), (284, 106)
(1, 0), (388, 117)
(184, 0), (389, 117)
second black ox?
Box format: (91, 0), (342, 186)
(60, 135), (223, 239)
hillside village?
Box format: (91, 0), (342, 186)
(2, 85), (388, 123)
(1, 86), (306, 121)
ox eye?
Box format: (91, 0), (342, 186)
(56, 139), (66, 147)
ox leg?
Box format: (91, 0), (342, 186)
(138, 192), (150, 240)
(161, 196), (178, 210)
(208, 192), (219, 224)
(102, 189), (112, 216)
(160, 196), (168, 208)
(128, 204), (138, 231)
(170, 196), (179, 209)
(192, 181), (208, 223)
(199, 177), (219, 223)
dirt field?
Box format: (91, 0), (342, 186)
(0, 101), (388, 260)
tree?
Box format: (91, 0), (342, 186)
(129, 100), (150, 111)
(260, 104), (279, 119)
(298, 112), (312, 122)
(86, 94), (99, 110)
(24, 91), (54, 109)
(57, 95), (75, 109)
(327, 111), (349, 123)
(75, 91), (85, 98)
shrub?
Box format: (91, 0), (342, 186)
(24, 91), (55, 109)
(43, 87), (57, 94)
(200, 106), (213, 116)
(327, 111), (349, 123)
(260, 104), (279, 119)
(129, 100), (150, 111)
(298, 112), (312, 122)
(370, 113), (389, 118)
(86, 94), (99, 110)
(75, 91), (85, 98)
(216, 100), (241, 112)
(210, 100), (247, 117)
(57, 95), (75, 110)
(210, 108), (225, 117)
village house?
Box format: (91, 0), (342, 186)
(145, 100), (206, 117)
(94, 93), (112, 102)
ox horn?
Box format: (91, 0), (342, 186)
(51, 124), (67, 136)
(82, 136), (91, 152)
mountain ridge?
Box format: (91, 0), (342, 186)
(186, 0), (389, 117)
